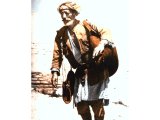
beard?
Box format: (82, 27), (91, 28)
(63, 19), (75, 26)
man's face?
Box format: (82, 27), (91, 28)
(60, 6), (76, 26)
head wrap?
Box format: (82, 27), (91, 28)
(57, 1), (80, 15)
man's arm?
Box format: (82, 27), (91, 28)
(50, 29), (64, 87)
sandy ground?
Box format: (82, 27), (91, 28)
(31, 83), (129, 120)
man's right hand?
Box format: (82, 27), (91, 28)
(51, 72), (58, 88)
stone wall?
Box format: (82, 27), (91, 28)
(31, 72), (54, 95)
(31, 68), (69, 95)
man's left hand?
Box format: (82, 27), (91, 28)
(92, 43), (104, 58)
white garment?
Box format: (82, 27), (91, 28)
(67, 30), (82, 63)
(67, 29), (109, 104)
(74, 76), (110, 104)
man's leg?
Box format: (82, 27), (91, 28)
(76, 101), (92, 120)
(91, 100), (105, 120)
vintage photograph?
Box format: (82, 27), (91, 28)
(1, 0), (160, 120)
(31, 0), (128, 120)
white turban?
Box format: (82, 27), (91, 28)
(57, 1), (80, 15)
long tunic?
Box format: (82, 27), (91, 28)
(67, 26), (110, 104)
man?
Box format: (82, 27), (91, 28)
(50, 1), (115, 120)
